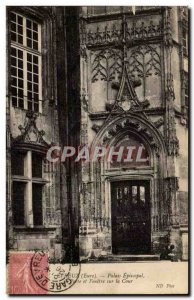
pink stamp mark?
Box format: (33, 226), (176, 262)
(8, 251), (48, 294)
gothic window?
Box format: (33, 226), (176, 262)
(11, 150), (45, 226)
(10, 11), (42, 112)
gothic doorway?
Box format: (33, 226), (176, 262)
(111, 180), (151, 254)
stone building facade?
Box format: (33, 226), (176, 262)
(6, 6), (188, 262)
(6, 6), (80, 261)
(78, 6), (189, 261)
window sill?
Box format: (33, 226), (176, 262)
(10, 105), (43, 116)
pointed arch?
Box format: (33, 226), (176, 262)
(91, 112), (167, 173)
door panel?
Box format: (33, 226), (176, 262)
(111, 180), (151, 254)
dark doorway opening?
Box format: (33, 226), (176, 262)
(111, 180), (151, 254)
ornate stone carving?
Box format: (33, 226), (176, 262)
(153, 117), (164, 128)
(166, 73), (175, 101)
(106, 65), (150, 114)
(181, 70), (187, 89)
(128, 44), (161, 77)
(92, 124), (102, 133)
(91, 48), (122, 82)
(167, 136), (179, 156)
(163, 7), (173, 47)
(126, 19), (162, 42)
(81, 89), (89, 113)
(85, 23), (122, 47)
(127, 44), (161, 101)
(12, 111), (48, 147)
(83, 18), (162, 47)
(80, 44), (87, 61)
(166, 101), (179, 156)
(101, 116), (161, 155)
(165, 177), (179, 226)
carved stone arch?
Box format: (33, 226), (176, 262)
(88, 112), (168, 250)
(106, 128), (153, 168)
(91, 112), (167, 174)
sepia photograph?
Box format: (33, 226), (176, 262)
(5, 4), (189, 295)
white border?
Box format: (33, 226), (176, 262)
(0, 1), (192, 299)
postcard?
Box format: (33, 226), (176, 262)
(6, 5), (189, 295)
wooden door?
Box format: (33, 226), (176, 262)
(111, 180), (151, 254)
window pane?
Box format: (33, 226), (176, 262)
(33, 74), (38, 83)
(26, 19), (32, 29)
(10, 12), (16, 22)
(132, 186), (138, 205)
(33, 41), (38, 50)
(11, 86), (17, 96)
(18, 59), (23, 69)
(33, 22), (38, 32)
(27, 82), (32, 91)
(18, 69), (23, 78)
(11, 56), (16, 67)
(34, 93), (39, 101)
(32, 153), (42, 177)
(18, 79), (23, 88)
(11, 47), (16, 57)
(27, 38), (32, 48)
(27, 72), (32, 81)
(27, 53), (32, 62)
(28, 91), (32, 99)
(12, 97), (17, 107)
(11, 152), (25, 175)
(11, 77), (17, 86)
(33, 64), (38, 74)
(18, 35), (23, 44)
(18, 25), (23, 34)
(34, 84), (38, 93)
(18, 50), (23, 59)
(18, 98), (24, 108)
(33, 31), (38, 41)
(27, 29), (32, 38)
(11, 22), (16, 32)
(11, 32), (16, 42)
(10, 13), (23, 44)
(140, 186), (145, 205)
(33, 56), (38, 64)
(17, 15), (23, 25)
(27, 62), (32, 72)
(32, 183), (43, 226)
(11, 67), (17, 76)
(18, 88), (23, 98)
(12, 182), (25, 225)
(10, 15), (41, 112)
